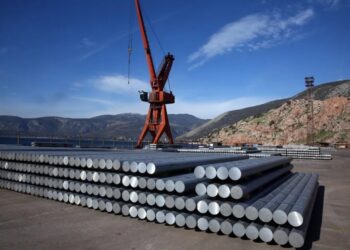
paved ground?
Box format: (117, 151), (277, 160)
(0, 150), (349, 250)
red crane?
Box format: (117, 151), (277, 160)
(134, 0), (175, 148)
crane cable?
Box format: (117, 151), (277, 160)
(143, 10), (172, 92)
(128, 2), (173, 92)
(127, 0), (133, 85)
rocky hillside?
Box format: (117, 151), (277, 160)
(201, 96), (350, 145)
(178, 80), (350, 142)
(0, 114), (208, 140)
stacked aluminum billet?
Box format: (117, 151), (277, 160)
(0, 149), (319, 248)
(257, 146), (332, 160)
(193, 156), (319, 248)
(177, 146), (332, 160)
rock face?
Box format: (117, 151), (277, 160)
(178, 80), (350, 142)
(201, 97), (350, 145)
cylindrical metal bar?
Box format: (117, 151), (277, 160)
(229, 156), (292, 181)
(233, 220), (249, 238)
(288, 174), (319, 227)
(259, 224), (275, 243)
(231, 165), (292, 199)
(220, 219), (235, 235)
(246, 222), (262, 240)
(146, 155), (249, 175)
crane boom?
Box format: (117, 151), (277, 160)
(134, 0), (157, 84)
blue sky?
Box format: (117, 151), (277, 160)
(0, 0), (349, 119)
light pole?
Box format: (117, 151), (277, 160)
(305, 76), (314, 145)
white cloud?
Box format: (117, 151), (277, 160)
(93, 75), (149, 94)
(168, 96), (275, 119)
(188, 8), (314, 69)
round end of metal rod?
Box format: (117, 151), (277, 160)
(218, 185), (230, 198)
(146, 163), (156, 175)
(209, 219), (221, 233)
(205, 166), (216, 179)
(246, 224), (259, 240)
(175, 197), (185, 210)
(122, 176), (130, 187)
(138, 178), (147, 189)
(217, 167), (229, 180)
(98, 200), (106, 211)
(130, 162), (138, 173)
(129, 206), (138, 218)
(92, 199), (99, 210)
(105, 202), (113, 213)
(106, 159), (113, 170)
(156, 195), (165, 207)
(122, 190), (130, 201)
(92, 172), (99, 182)
(175, 181), (185, 193)
(229, 167), (242, 181)
(113, 174), (121, 185)
(274, 228), (289, 245)
(195, 183), (207, 196)
(185, 199), (196, 211)
(113, 159), (120, 170)
(165, 180), (175, 192)
(194, 166), (205, 179)
(147, 179), (156, 190)
(138, 208), (147, 220)
(233, 222), (246, 237)
(259, 208), (273, 223)
(220, 203), (233, 217)
(113, 203), (121, 214)
(207, 184), (218, 197)
(245, 206), (259, 221)
(99, 159), (106, 169)
(185, 215), (197, 229)
(121, 204), (130, 216)
(130, 191), (139, 203)
(86, 198), (93, 208)
(146, 209), (156, 221)
(259, 227), (274, 243)
(273, 209), (288, 225)
(175, 214), (186, 227)
(208, 202), (220, 215)
(63, 156), (69, 166)
(165, 212), (176, 225)
(232, 204), (245, 218)
(289, 230), (305, 248)
(122, 161), (130, 172)
(231, 186), (243, 199)
(156, 179), (165, 191)
(147, 194), (156, 206)
(138, 162), (147, 174)
(80, 171), (87, 181)
(130, 176), (138, 188)
(156, 211), (166, 223)
(165, 196), (175, 208)
(197, 200), (208, 214)
(220, 220), (233, 235)
(197, 217), (209, 231)
(288, 211), (303, 227)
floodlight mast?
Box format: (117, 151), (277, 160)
(305, 76), (315, 145)
(134, 0), (175, 148)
